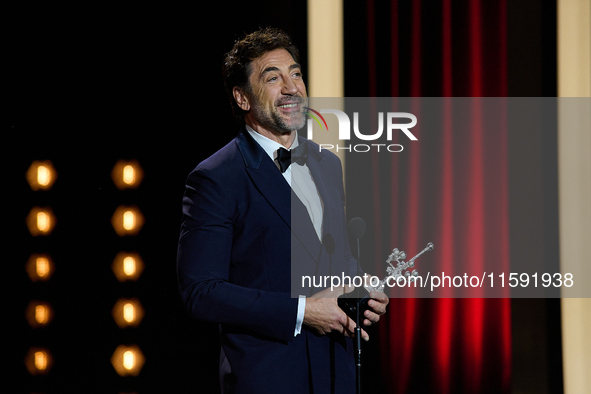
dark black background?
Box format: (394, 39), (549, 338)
(7, 3), (307, 392)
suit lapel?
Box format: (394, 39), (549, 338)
(302, 137), (335, 241)
(236, 129), (292, 227)
(293, 137), (336, 265)
(303, 137), (349, 279)
(236, 130), (334, 267)
(290, 188), (323, 262)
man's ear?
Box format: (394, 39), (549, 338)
(233, 87), (250, 111)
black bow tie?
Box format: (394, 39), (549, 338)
(276, 143), (308, 173)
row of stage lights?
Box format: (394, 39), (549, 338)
(24, 161), (57, 376)
(25, 160), (147, 379)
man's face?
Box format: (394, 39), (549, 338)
(238, 48), (308, 135)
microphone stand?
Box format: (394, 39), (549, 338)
(339, 217), (366, 394)
(322, 233), (337, 393)
(355, 290), (362, 394)
(353, 224), (364, 394)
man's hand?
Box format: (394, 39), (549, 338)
(303, 286), (369, 341)
(362, 290), (389, 327)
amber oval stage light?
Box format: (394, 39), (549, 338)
(26, 161), (57, 191)
(26, 254), (55, 282)
(112, 252), (144, 281)
(26, 207), (56, 236)
(25, 347), (53, 375)
(112, 160), (144, 190)
(112, 298), (144, 328)
(111, 345), (145, 376)
(111, 206), (144, 236)
(26, 301), (54, 328)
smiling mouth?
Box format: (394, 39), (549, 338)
(277, 103), (299, 109)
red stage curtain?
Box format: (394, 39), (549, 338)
(348, 1), (512, 392)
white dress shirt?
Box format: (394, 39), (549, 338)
(246, 125), (324, 336)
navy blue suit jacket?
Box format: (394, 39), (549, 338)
(177, 128), (357, 393)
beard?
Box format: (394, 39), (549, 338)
(249, 94), (309, 135)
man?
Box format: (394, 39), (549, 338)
(177, 27), (388, 393)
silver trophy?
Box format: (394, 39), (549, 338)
(338, 242), (434, 321)
(368, 242), (434, 292)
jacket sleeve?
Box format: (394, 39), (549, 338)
(176, 167), (298, 342)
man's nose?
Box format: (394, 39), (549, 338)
(282, 76), (299, 95)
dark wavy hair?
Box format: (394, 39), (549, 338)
(222, 27), (301, 122)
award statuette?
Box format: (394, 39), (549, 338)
(338, 242), (434, 322)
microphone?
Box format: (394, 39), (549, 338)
(348, 217), (366, 240)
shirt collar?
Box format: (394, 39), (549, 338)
(245, 124), (298, 161)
